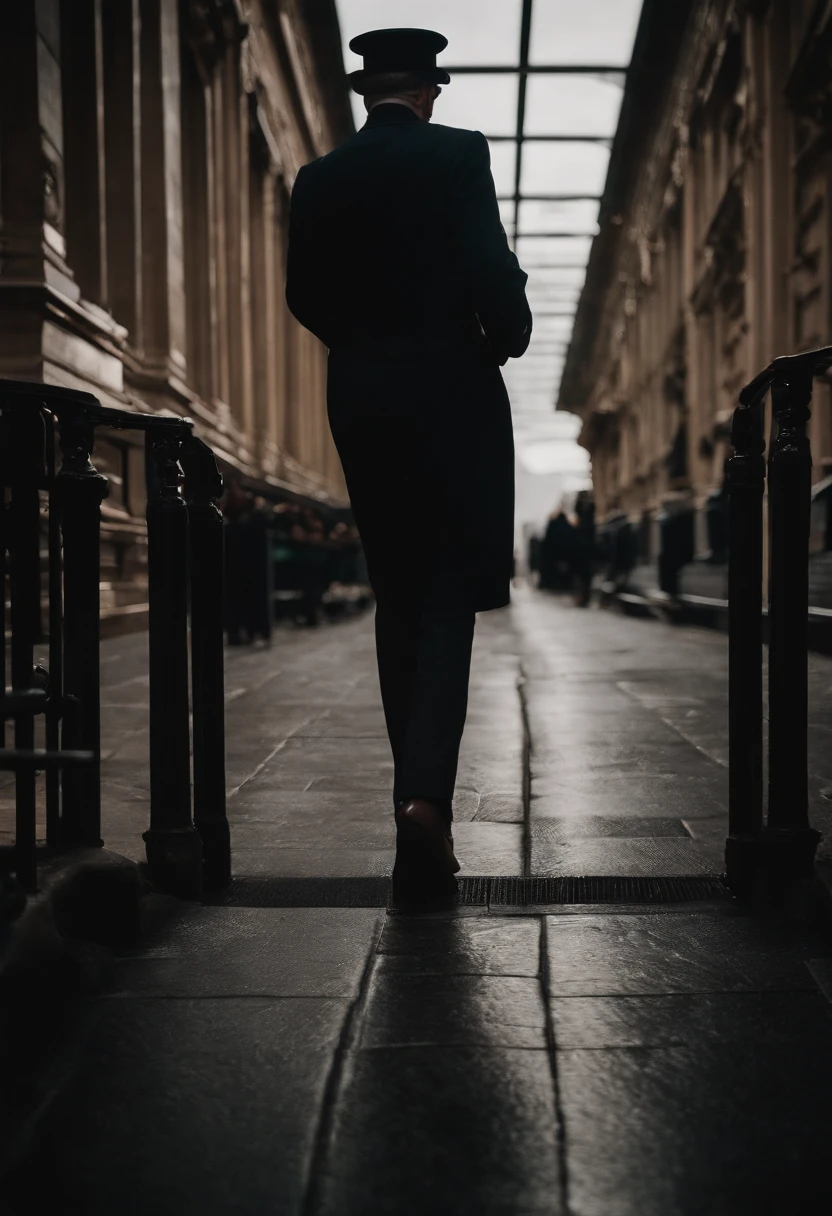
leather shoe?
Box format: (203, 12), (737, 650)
(392, 799), (460, 904)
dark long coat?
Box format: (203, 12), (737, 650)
(285, 103), (532, 612)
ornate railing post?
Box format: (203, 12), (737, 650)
(181, 434), (231, 891)
(726, 347), (832, 901)
(724, 400), (766, 894)
(761, 370), (820, 882)
(143, 427), (203, 898)
(5, 406), (46, 890)
(1, 380), (229, 902)
(53, 406), (109, 851)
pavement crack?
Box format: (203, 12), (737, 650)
(540, 916), (572, 1216)
(225, 736), (292, 801)
(518, 663), (532, 878)
(225, 711), (323, 801)
(300, 914), (385, 1216)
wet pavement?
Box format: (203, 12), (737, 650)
(8, 589), (832, 1213)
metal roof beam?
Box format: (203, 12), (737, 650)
(442, 65), (627, 75)
(488, 135), (612, 143)
(499, 194), (601, 201)
(518, 231), (599, 238)
(512, 0), (535, 239)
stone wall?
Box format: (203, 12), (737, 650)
(0, 0), (352, 631)
(559, 0), (832, 571)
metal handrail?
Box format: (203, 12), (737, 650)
(1, 379), (231, 900)
(725, 348), (828, 899)
(737, 345), (832, 408)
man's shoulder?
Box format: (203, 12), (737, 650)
(328, 121), (485, 154)
(294, 123), (486, 188)
(428, 122), (488, 148)
(291, 158), (321, 194)
(407, 123), (488, 162)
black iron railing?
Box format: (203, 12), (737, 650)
(726, 346), (832, 898)
(0, 379), (230, 907)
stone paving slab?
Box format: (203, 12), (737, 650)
(531, 835), (724, 877)
(529, 772), (727, 828)
(544, 913), (823, 996)
(15, 995), (349, 1216)
(358, 972), (548, 1049)
(376, 915), (541, 977)
(312, 1045), (564, 1216)
(559, 1033), (832, 1214)
(321, 908), (832, 1216)
(13, 583), (832, 876)
(225, 846), (395, 878)
(10, 590), (832, 1214)
(14, 898), (832, 1213)
(550, 989), (832, 1049)
(2, 606), (523, 872)
(111, 905), (383, 998)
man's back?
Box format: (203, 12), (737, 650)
(285, 25), (530, 903)
(286, 104), (531, 362)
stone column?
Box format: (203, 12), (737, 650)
(261, 170), (285, 470)
(238, 83), (255, 440)
(102, 0), (143, 342)
(60, 0), (108, 308)
(139, 0), (186, 381)
(274, 180), (292, 465)
(0, 1), (80, 360)
(221, 43), (243, 419)
(210, 61), (231, 408)
(180, 26), (215, 402)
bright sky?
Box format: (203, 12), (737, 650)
(333, 0), (644, 481)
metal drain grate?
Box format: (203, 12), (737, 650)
(206, 874), (730, 909)
(482, 875), (730, 906)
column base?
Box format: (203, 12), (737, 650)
(143, 825), (203, 899)
(194, 815), (232, 892)
(724, 834), (761, 901)
(725, 827), (822, 906)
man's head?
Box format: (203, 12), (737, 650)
(348, 28), (449, 121)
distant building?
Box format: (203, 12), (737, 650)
(0, 0), (352, 631)
(558, 0), (832, 596)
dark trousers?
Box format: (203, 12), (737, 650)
(374, 588), (476, 825)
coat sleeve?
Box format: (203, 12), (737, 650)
(285, 164), (334, 349)
(452, 132), (532, 363)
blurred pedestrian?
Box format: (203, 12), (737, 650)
(539, 509), (576, 591)
(528, 533), (541, 582)
(292, 509), (330, 627)
(572, 492), (596, 607)
(222, 484), (272, 645)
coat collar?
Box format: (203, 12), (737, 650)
(362, 103), (423, 130)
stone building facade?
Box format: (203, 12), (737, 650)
(559, 0), (832, 594)
(1, 0), (352, 630)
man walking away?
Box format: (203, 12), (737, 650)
(286, 28), (532, 903)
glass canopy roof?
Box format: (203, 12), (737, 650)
(335, 0), (643, 475)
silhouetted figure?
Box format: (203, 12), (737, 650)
(223, 486), (272, 645)
(286, 27), (531, 901)
(293, 509), (330, 627)
(572, 493), (596, 607)
(528, 533), (541, 581)
(539, 512), (576, 591)
(272, 502), (300, 623)
(658, 505), (695, 597)
(603, 512), (637, 588)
